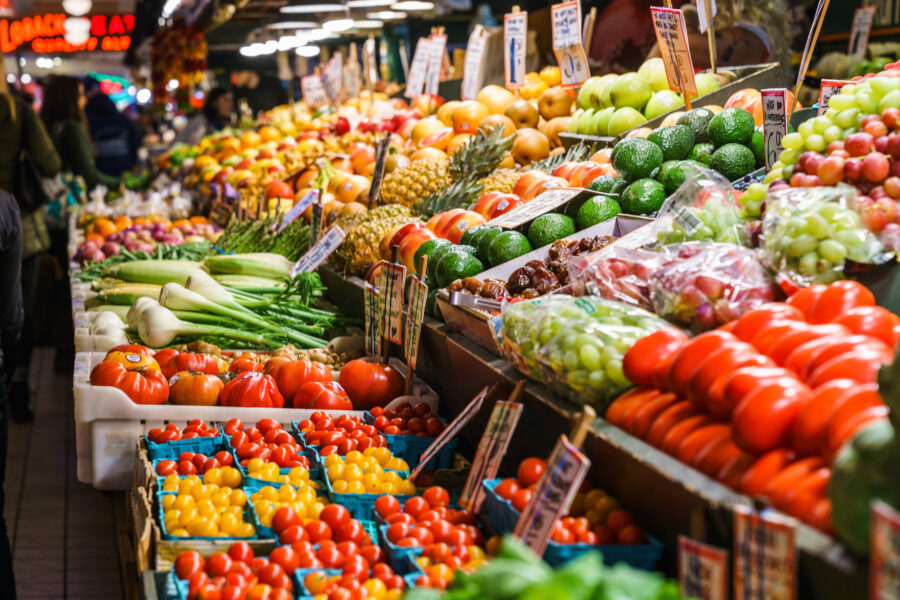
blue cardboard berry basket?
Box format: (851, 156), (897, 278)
(145, 433), (226, 461)
(157, 495), (257, 541)
(322, 471), (413, 521)
(379, 524), (425, 574)
(362, 413), (457, 470)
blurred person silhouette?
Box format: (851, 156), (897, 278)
(176, 87), (234, 144)
(83, 76), (140, 177)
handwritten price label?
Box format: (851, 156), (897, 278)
(489, 187), (580, 228)
(459, 400), (523, 513)
(323, 53), (343, 100)
(849, 6), (876, 59)
(364, 282), (382, 357)
(404, 276), (427, 370)
(379, 262), (406, 345)
(272, 189), (317, 233)
(762, 88), (788, 171)
(504, 11), (527, 89)
(551, 1), (589, 88)
(290, 225), (345, 276)
(651, 7), (698, 99)
(301, 75), (328, 107)
(733, 505), (797, 600)
(425, 34), (447, 96)
(818, 79), (851, 116)
(871, 500), (900, 600)
(678, 536), (728, 600)
(405, 38), (431, 99)
(462, 26), (487, 100)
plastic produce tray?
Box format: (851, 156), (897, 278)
(379, 524), (425, 574)
(361, 413), (457, 471)
(157, 494), (260, 541)
(322, 471), (413, 520)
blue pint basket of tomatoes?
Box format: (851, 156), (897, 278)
(145, 420), (224, 461)
(365, 402), (457, 471)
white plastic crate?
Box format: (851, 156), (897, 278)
(74, 327), (128, 352)
(74, 351), (438, 490)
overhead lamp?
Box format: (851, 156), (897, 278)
(62, 0), (92, 17)
(280, 3), (344, 14)
(305, 28), (331, 40)
(348, 0), (393, 6)
(266, 21), (316, 29)
(166, 78), (179, 91)
(367, 10), (405, 18)
(296, 45), (320, 57)
(5, 74), (14, 83)
(63, 17), (91, 45)
(53, 57), (62, 65)
(323, 18), (353, 32)
(136, 88), (152, 104)
(20, 74), (32, 84)
(161, 0), (181, 18)
(240, 45), (259, 56)
(278, 35), (305, 50)
(391, 1), (433, 9)
(352, 19), (383, 28)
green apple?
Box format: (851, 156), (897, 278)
(878, 89), (900, 113)
(587, 74), (619, 109)
(569, 109), (584, 132)
(609, 73), (652, 111)
(638, 58), (670, 92)
(577, 77), (602, 110)
(644, 90), (685, 119)
(576, 109), (597, 133)
(607, 107), (647, 137)
(588, 107), (615, 136)
(598, 75), (621, 109)
(694, 72), (720, 97)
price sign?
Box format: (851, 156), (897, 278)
(323, 53), (343, 100)
(380, 262), (406, 345)
(408, 386), (490, 480)
(364, 282), (382, 357)
(405, 38), (431, 99)
(514, 435), (590, 555)
(849, 6), (876, 59)
(290, 225), (346, 276)
(696, 0), (717, 33)
(462, 25), (488, 100)
(459, 400), (523, 513)
(367, 135), (392, 208)
(762, 88), (788, 171)
(678, 536), (729, 600)
(404, 276), (427, 370)
(425, 34), (447, 96)
(301, 75), (328, 108)
(343, 63), (360, 98)
(551, 1), (590, 88)
(818, 79), (851, 116)
(310, 202), (324, 244)
(489, 187), (581, 228)
(504, 11), (527, 89)
(273, 189), (318, 233)
(733, 505), (797, 600)
(651, 7), (698, 99)
(871, 500), (900, 600)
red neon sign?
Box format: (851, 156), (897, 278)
(0, 14), (134, 53)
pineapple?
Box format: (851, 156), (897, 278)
(379, 159), (450, 208)
(414, 179), (484, 217)
(478, 169), (522, 195)
(447, 125), (515, 182)
(332, 205), (416, 275)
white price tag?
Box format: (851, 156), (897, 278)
(459, 400), (523, 513)
(425, 34), (447, 96)
(733, 506), (797, 600)
(323, 53), (343, 100)
(817, 79), (851, 116)
(273, 189), (318, 233)
(871, 500), (900, 600)
(488, 187), (580, 228)
(679, 536), (729, 600)
(697, 0), (718, 34)
(290, 225), (346, 276)
(301, 75), (328, 107)
(762, 88), (788, 171)
(514, 435), (590, 555)
(404, 276), (427, 370)
(651, 7), (698, 98)
(504, 11), (528, 89)
(462, 26), (487, 101)
(364, 282), (382, 357)
(849, 6), (876, 59)
(551, 1), (590, 88)
(343, 63), (360, 97)
(380, 262), (406, 345)
(408, 386), (490, 480)
(405, 38), (431, 99)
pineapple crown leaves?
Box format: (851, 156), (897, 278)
(415, 179), (485, 218)
(526, 141), (594, 174)
(448, 125), (516, 182)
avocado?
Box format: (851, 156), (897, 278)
(707, 107), (755, 147)
(415, 238), (452, 279)
(621, 178), (667, 215)
(689, 142), (716, 165)
(676, 108), (715, 143)
(468, 226), (493, 252)
(750, 128), (765, 167)
(611, 137), (664, 182)
(427, 242), (457, 280)
(404, 273), (414, 303)
(587, 175), (629, 197)
(435, 248), (484, 288)
(459, 225), (485, 247)
(655, 160), (681, 185)
(647, 125), (696, 161)
(425, 288), (442, 320)
(661, 160), (706, 194)
(476, 227), (503, 263)
(527, 213), (576, 248)
(487, 231), (533, 267)
(576, 196), (621, 229)
(710, 143), (757, 181)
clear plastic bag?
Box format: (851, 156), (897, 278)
(650, 242), (779, 332)
(760, 185), (887, 286)
(652, 166), (746, 246)
(497, 296), (671, 407)
(565, 245), (671, 311)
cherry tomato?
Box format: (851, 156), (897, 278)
(336, 520), (366, 545)
(320, 504), (351, 533)
(512, 488), (533, 512)
(175, 551), (204, 580)
(205, 553), (233, 578)
(269, 547), (300, 575)
(272, 507), (301, 535)
(492, 478), (520, 501)
(422, 486), (451, 508)
(374, 495), (401, 519)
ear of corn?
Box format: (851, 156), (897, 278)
(103, 260), (204, 285)
(96, 283), (163, 305)
(203, 253), (293, 280)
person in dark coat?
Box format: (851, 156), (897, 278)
(83, 77), (140, 177)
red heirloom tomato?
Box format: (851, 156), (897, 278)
(158, 351), (223, 379)
(169, 371), (224, 406)
(229, 356), (264, 373)
(338, 359), (404, 410)
(103, 351), (161, 372)
(220, 372), (284, 408)
(275, 360), (333, 400)
(808, 280), (875, 324)
(622, 328), (689, 387)
(106, 344), (154, 357)
(263, 356), (292, 378)
(293, 382), (352, 410)
(90, 361), (169, 404)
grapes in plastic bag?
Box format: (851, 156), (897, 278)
(760, 185), (887, 286)
(497, 296), (671, 408)
(650, 242), (780, 332)
(565, 246), (667, 311)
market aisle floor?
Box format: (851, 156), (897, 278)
(5, 347), (123, 599)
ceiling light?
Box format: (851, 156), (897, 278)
(53, 57), (62, 65)
(323, 18), (353, 32)
(352, 19), (383, 28)
(5, 74), (15, 83)
(368, 10), (405, 18)
(20, 74), (32, 84)
(166, 78), (179, 91)
(63, 17), (91, 45)
(391, 1), (433, 10)
(136, 88), (152, 104)
(278, 35), (305, 50)
(266, 21), (317, 29)
(348, 0), (393, 6)
(240, 45), (259, 56)
(62, 0), (92, 17)
(280, 3), (344, 14)
(296, 45), (320, 57)
(305, 28), (331, 40)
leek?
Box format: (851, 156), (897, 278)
(103, 260), (204, 285)
(137, 305), (269, 348)
(127, 297), (159, 329)
(211, 274), (288, 293)
(203, 253), (293, 279)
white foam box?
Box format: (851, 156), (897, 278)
(74, 351), (437, 490)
